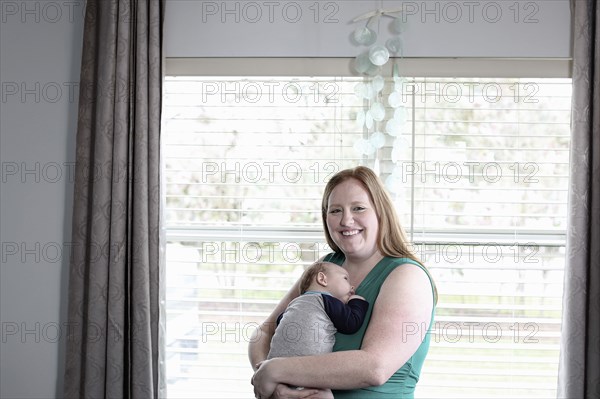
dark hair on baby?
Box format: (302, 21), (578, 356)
(299, 261), (329, 295)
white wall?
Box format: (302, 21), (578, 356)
(165, 0), (571, 58)
(0, 1), (84, 398)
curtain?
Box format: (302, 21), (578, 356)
(558, 1), (600, 398)
(64, 0), (165, 397)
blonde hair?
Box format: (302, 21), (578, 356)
(321, 166), (437, 301)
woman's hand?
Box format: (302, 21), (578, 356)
(251, 359), (323, 399)
(302, 388), (334, 398)
(349, 294), (366, 301)
(251, 359), (278, 398)
(270, 385), (328, 399)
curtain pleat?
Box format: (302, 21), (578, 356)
(557, 1), (600, 398)
(64, 0), (165, 397)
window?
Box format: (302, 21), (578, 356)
(162, 61), (571, 398)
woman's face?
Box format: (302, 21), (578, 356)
(326, 178), (380, 262)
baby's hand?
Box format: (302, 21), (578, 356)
(349, 294), (366, 301)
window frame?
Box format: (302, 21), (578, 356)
(162, 57), (572, 398)
(166, 57), (572, 78)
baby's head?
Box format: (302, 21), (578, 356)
(299, 261), (354, 303)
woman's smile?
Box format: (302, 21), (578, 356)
(326, 178), (380, 261)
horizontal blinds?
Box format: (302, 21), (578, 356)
(164, 76), (363, 228)
(164, 77), (571, 232)
(163, 75), (571, 398)
(379, 78), (571, 234)
(164, 235), (565, 398)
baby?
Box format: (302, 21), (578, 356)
(267, 261), (369, 359)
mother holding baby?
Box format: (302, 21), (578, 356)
(249, 166), (437, 398)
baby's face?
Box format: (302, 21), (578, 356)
(322, 263), (354, 303)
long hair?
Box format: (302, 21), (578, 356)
(321, 166), (437, 301)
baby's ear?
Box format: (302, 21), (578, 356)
(316, 271), (328, 286)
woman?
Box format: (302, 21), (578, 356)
(250, 166), (437, 398)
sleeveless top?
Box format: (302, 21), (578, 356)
(323, 252), (436, 399)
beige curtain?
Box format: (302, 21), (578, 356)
(63, 0), (165, 397)
(558, 1), (600, 398)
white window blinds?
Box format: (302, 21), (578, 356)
(163, 73), (571, 398)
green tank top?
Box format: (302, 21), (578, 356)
(323, 252), (436, 398)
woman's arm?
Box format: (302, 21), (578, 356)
(358, 262), (434, 384)
(249, 254), (332, 369)
(248, 278), (302, 370)
(251, 263), (434, 397)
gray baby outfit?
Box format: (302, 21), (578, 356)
(267, 292), (368, 359)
